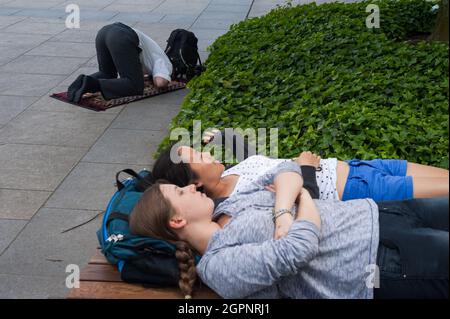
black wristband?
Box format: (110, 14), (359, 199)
(300, 165), (320, 199)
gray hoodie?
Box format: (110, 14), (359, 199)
(196, 161), (379, 299)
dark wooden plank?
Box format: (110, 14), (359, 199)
(68, 281), (220, 299)
(80, 263), (122, 282)
(71, 247), (221, 299)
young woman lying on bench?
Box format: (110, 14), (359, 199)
(129, 161), (449, 299)
(152, 140), (448, 203)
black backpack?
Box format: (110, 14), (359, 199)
(165, 29), (204, 82)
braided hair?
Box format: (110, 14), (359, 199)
(129, 182), (197, 298)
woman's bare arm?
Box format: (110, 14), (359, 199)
(296, 189), (321, 230)
(272, 171), (303, 239)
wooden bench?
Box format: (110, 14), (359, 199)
(68, 248), (220, 299)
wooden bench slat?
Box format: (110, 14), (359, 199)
(80, 264), (122, 282)
(68, 281), (220, 299)
(71, 248), (221, 299)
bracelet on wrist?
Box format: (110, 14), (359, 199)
(272, 208), (293, 222)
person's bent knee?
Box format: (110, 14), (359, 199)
(153, 77), (169, 88)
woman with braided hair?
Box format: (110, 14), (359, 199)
(129, 161), (448, 299)
(128, 182), (198, 298)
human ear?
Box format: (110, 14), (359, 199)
(194, 180), (203, 188)
(169, 216), (187, 230)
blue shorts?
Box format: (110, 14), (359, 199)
(342, 159), (413, 201)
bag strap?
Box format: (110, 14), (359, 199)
(197, 51), (202, 68)
(106, 212), (129, 227)
(165, 29), (183, 53)
(115, 169), (142, 191)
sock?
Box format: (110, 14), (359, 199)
(73, 75), (101, 103)
(67, 74), (85, 102)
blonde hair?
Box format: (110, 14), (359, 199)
(129, 182), (197, 298)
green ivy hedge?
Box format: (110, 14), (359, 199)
(158, 0), (449, 168)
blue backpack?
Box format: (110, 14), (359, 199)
(97, 169), (198, 286)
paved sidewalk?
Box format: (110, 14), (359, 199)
(0, 0), (337, 298)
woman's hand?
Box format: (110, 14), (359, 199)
(295, 151), (321, 169)
(274, 213), (293, 239)
(202, 128), (221, 145)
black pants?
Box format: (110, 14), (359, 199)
(90, 22), (144, 99)
(375, 197), (449, 299)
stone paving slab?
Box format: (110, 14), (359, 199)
(102, 3), (160, 13)
(6, 0), (65, 9)
(112, 12), (164, 24)
(191, 16), (242, 30)
(0, 273), (68, 299)
(82, 128), (167, 165)
(0, 189), (52, 220)
(25, 41), (96, 58)
(0, 144), (87, 191)
(110, 94), (185, 131)
(11, 8), (66, 19)
(153, 2), (208, 15)
(68, 20), (120, 31)
(197, 38), (215, 52)
(54, 0), (116, 10)
(49, 29), (97, 43)
(0, 207), (101, 281)
(199, 10), (248, 21)
(22, 16), (65, 24)
(44, 162), (146, 211)
(84, 56), (99, 67)
(78, 10), (119, 22)
(0, 219), (27, 256)
(198, 50), (209, 64)
(0, 15), (26, 29)
(0, 8), (22, 16)
(0, 110), (116, 147)
(0, 73), (65, 96)
(112, 0), (163, 5)
(205, 4), (252, 14)
(0, 45), (34, 66)
(159, 14), (198, 25)
(0, 55), (88, 75)
(0, 32), (51, 47)
(211, 0), (253, 5)
(189, 27), (228, 41)
(0, 95), (38, 126)
(1, 20), (67, 35)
